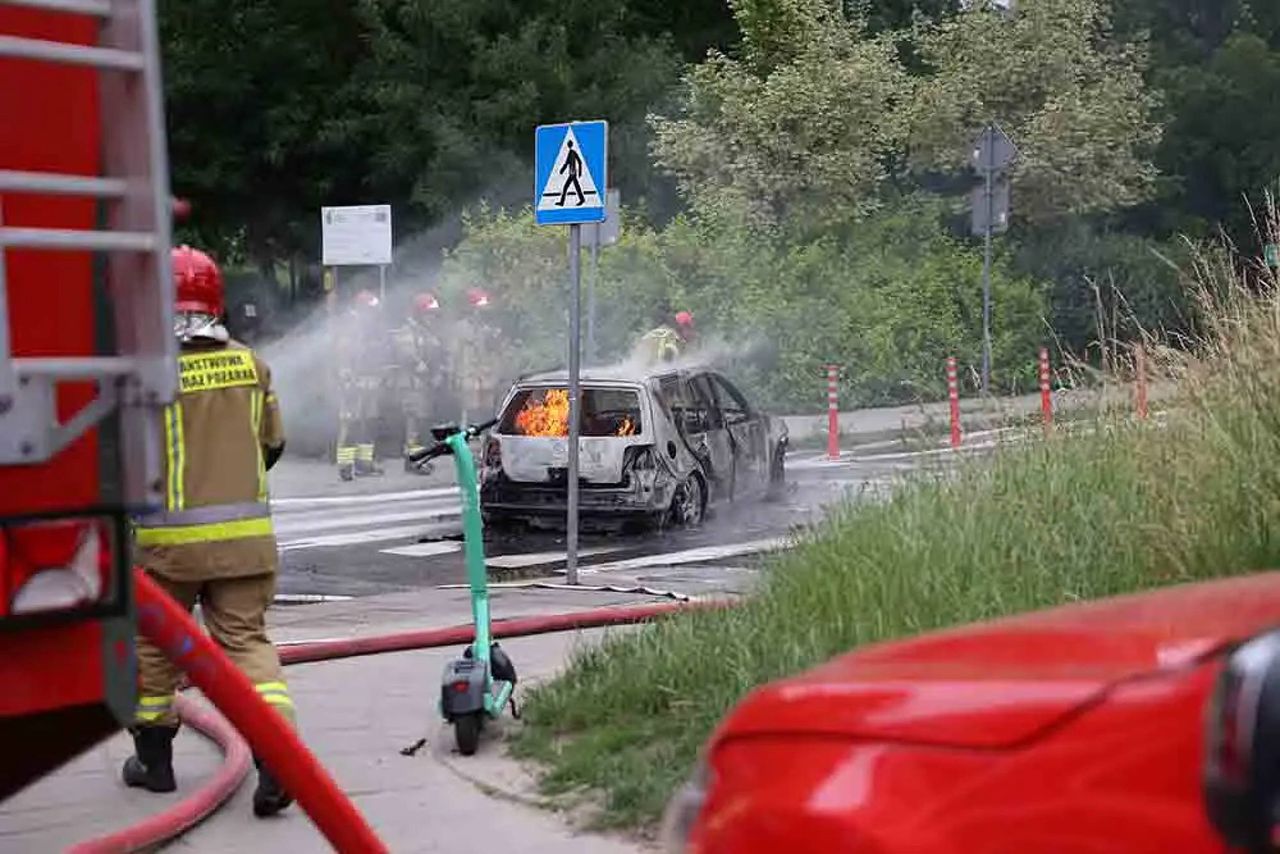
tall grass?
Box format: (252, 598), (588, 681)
(511, 228), (1280, 831)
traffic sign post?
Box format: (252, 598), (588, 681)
(534, 120), (609, 585)
(971, 124), (1017, 396)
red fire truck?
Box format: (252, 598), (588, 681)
(0, 0), (176, 800)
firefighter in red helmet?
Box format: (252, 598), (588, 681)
(126, 246), (295, 817)
(392, 291), (442, 469)
(636, 310), (696, 364)
(334, 288), (388, 480)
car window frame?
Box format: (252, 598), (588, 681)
(710, 374), (753, 425)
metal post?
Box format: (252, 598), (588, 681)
(566, 224), (582, 585)
(947, 356), (962, 448)
(1039, 346), (1052, 434)
(981, 136), (994, 396)
(378, 264), (387, 304)
(587, 225), (599, 364)
(826, 365), (840, 460)
(1135, 342), (1149, 420)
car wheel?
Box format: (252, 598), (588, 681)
(670, 476), (705, 527)
(766, 446), (787, 501)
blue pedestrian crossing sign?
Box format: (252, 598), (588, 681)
(534, 120), (608, 226)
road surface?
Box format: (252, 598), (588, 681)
(268, 446), (918, 603)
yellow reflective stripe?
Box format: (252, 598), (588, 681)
(251, 390), (267, 502)
(138, 695), (174, 707)
(134, 710), (167, 722)
(255, 681), (293, 709)
(164, 402), (186, 511)
(179, 350), (259, 393)
(135, 516), (274, 546)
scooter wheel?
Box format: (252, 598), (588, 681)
(455, 712), (482, 756)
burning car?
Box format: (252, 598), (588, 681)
(479, 367), (788, 529)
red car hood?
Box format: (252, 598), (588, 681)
(718, 572), (1280, 749)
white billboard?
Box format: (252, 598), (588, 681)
(321, 204), (393, 266)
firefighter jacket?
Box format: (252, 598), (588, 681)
(337, 309), (393, 390)
(133, 340), (285, 582)
(392, 317), (434, 386)
(636, 326), (684, 363)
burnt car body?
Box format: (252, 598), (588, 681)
(479, 367), (788, 529)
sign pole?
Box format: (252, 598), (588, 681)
(566, 224), (583, 586)
(981, 129), (994, 396)
(378, 264), (387, 304)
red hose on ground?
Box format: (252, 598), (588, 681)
(80, 581), (722, 852)
(67, 695), (252, 854)
(280, 599), (724, 665)
(129, 569), (389, 853)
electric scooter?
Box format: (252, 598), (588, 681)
(408, 419), (518, 756)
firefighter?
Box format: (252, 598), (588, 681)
(334, 289), (388, 480)
(636, 310), (696, 364)
(454, 288), (502, 425)
(393, 291), (440, 470)
(124, 246), (294, 817)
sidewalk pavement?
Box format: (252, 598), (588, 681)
(0, 587), (666, 853)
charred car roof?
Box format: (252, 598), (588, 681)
(516, 365), (701, 385)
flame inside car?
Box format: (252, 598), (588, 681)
(507, 388), (643, 438)
(514, 388), (570, 437)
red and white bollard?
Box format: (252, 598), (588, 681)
(1135, 343), (1149, 420)
(826, 365), (840, 460)
(946, 357), (962, 448)
(1039, 347), (1053, 434)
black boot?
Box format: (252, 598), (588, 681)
(122, 726), (178, 793)
(253, 758), (294, 817)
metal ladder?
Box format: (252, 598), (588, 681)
(0, 0), (174, 509)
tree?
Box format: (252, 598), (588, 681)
(651, 3), (912, 234)
(161, 0), (721, 267)
(907, 0), (1162, 221)
(161, 0), (370, 268)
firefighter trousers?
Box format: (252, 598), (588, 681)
(336, 383), (377, 471)
(133, 571), (295, 729)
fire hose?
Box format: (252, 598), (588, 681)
(71, 568), (721, 852)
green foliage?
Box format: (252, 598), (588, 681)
(652, 0), (1161, 235)
(443, 200), (1044, 410)
(1151, 34), (1280, 241)
(161, 0), (708, 264)
(907, 0), (1162, 220)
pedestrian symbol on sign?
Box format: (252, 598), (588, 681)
(537, 126), (601, 214)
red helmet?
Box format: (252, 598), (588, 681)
(674, 311), (694, 329)
(172, 245), (224, 316)
(413, 292), (440, 315)
(467, 288), (491, 308)
(353, 289), (379, 309)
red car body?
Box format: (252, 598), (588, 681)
(682, 573), (1280, 853)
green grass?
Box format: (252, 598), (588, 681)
(511, 261), (1280, 832)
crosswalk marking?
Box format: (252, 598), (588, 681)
(485, 547), (624, 569)
(379, 541), (463, 558)
(574, 537), (791, 575)
(274, 503), (459, 537)
(279, 522), (457, 552)
(272, 486), (460, 509)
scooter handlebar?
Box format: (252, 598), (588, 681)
(405, 419), (500, 464)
